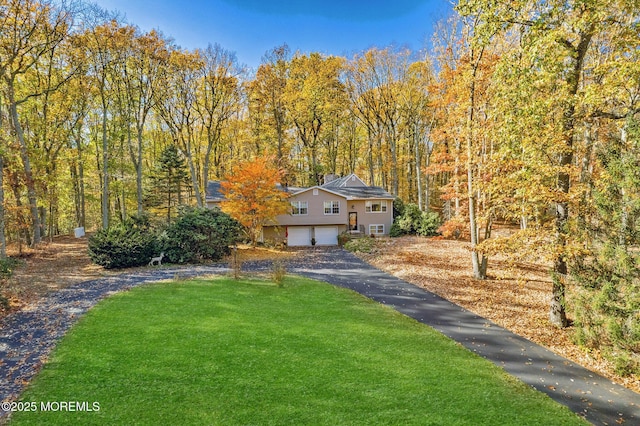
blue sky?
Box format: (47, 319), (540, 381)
(96, 0), (454, 70)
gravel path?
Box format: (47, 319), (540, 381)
(1, 249), (638, 425)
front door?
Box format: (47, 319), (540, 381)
(349, 212), (358, 232)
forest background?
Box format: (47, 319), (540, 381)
(0, 0), (639, 375)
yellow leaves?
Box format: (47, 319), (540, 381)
(478, 227), (556, 264)
(168, 48), (204, 73)
(284, 52), (346, 123)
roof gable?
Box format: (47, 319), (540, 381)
(291, 186), (348, 200)
(322, 173), (367, 188)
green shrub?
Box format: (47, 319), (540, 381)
(88, 214), (159, 269)
(389, 221), (404, 237)
(417, 211), (441, 237)
(161, 207), (241, 264)
(612, 352), (638, 377)
(400, 203), (423, 234)
(391, 203), (441, 237)
(393, 197), (405, 219)
(0, 257), (20, 310)
(337, 232), (352, 246)
(0, 257), (20, 280)
(396, 215), (416, 234)
(572, 280), (640, 377)
(344, 237), (376, 254)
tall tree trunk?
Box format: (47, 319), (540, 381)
(553, 140), (573, 327)
(185, 144), (203, 207)
(0, 93), (6, 258)
(8, 170), (31, 247)
(389, 124), (399, 195)
(135, 127), (144, 215)
(414, 126), (423, 210)
(377, 129), (385, 188)
(276, 118), (284, 165)
(424, 138), (432, 213)
(367, 128), (375, 185)
(70, 162), (80, 226)
(77, 135), (86, 228)
(619, 123), (630, 248)
(550, 30), (593, 328)
(203, 125), (221, 193)
(0, 155), (6, 258)
(101, 94), (109, 229)
(466, 47), (487, 280)
(7, 82), (41, 246)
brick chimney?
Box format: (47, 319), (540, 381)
(324, 174), (339, 184)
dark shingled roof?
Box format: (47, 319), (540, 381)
(320, 174), (394, 199)
(276, 184), (306, 194)
(322, 175), (353, 188)
(323, 186), (395, 200)
(206, 175), (394, 201)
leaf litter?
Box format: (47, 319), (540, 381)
(357, 235), (639, 394)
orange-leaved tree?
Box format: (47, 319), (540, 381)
(220, 157), (290, 245)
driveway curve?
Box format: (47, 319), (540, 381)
(1, 248), (638, 425)
(284, 249), (640, 426)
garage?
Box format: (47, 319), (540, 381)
(314, 226), (339, 246)
(287, 227), (311, 247)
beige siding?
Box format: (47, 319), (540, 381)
(346, 200), (393, 236)
(277, 190), (393, 237)
(277, 188), (348, 226)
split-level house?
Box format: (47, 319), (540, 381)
(206, 174), (394, 246)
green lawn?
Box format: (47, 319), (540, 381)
(11, 276), (586, 425)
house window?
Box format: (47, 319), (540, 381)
(324, 201), (340, 215)
(291, 201), (308, 215)
(369, 224), (385, 235)
(366, 200), (388, 213)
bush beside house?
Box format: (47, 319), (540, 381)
(390, 203), (441, 237)
(88, 208), (241, 269)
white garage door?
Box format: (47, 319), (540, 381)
(287, 227), (311, 246)
(315, 226), (338, 246)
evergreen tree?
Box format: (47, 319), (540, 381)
(148, 144), (190, 223)
(571, 118), (640, 375)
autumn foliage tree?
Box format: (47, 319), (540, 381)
(454, 0), (640, 336)
(220, 157), (290, 245)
